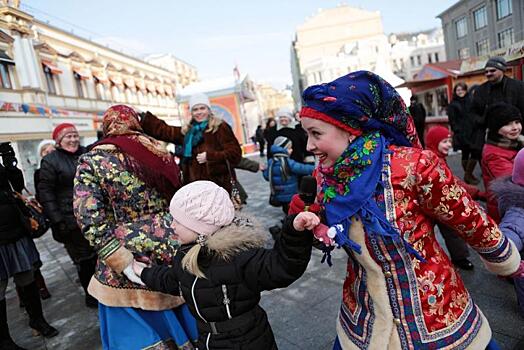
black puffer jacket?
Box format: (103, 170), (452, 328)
(472, 76), (524, 134)
(0, 164), (27, 244)
(38, 146), (94, 261)
(141, 215), (313, 350)
(447, 93), (483, 151)
(38, 146), (86, 227)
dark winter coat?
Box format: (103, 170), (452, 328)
(0, 164), (28, 244)
(447, 93), (483, 151)
(263, 125), (278, 158)
(141, 215), (313, 350)
(263, 145), (315, 204)
(141, 113), (242, 194)
(409, 102), (427, 145)
(472, 76), (524, 138)
(491, 176), (524, 252)
(38, 146), (94, 261)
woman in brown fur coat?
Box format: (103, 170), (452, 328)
(141, 93), (242, 193)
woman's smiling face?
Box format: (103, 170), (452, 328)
(301, 117), (353, 167)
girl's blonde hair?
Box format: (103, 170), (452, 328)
(181, 244), (206, 278)
(181, 109), (222, 135)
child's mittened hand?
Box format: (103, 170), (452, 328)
(293, 212), (320, 231)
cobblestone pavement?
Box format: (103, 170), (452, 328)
(7, 154), (524, 350)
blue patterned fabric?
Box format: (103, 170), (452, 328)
(302, 70), (421, 148)
(98, 303), (198, 350)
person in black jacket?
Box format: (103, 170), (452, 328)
(38, 124), (97, 308)
(0, 143), (58, 349)
(472, 57), (524, 145)
(263, 117), (278, 159)
(409, 95), (427, 147)
(447, 83), (483, 185)
(133, 181), (316, 350)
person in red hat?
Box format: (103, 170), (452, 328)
(38, 123), (98, 308)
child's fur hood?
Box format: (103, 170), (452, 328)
(490, 176), (524, 215)
(204, 215), (270, 260)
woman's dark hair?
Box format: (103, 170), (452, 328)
(265, 118), (276, 129)
(453, 82), (468, 95)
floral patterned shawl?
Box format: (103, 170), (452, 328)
(96, 105), (181, 199)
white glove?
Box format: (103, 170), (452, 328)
(123, 263), (145, 286)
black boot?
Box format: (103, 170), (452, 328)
(464, 159), (480, 185)
(0, 299), (27, 350)
(34, 269), (51, 300)
(18, 282), (58, 338)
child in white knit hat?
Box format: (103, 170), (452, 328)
(133, 180), (318, 350)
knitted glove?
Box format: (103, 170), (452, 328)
(288, 194), (321, 215)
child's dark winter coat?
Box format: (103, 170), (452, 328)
(140, 215), (313, 350)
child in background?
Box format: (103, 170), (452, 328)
(425, 125), (485, 270)
(481, 102), (523, 222)
(491, 148), (524, 317)
(263, 136), (314, 213)
(133, 181), (317, 350)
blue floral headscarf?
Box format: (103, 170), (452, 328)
(301, 71), (424, 261)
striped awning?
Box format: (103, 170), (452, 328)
(42, 60), (62, 74)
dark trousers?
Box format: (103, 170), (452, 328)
(460, 145), (481, 161)
(438, 224), (470, 261)
(77, 257), (97, 295)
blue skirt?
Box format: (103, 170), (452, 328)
(0, 236), (41, 280)
(99, 303), (198, 350)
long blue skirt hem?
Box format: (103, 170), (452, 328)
(99, 303), (198, 350)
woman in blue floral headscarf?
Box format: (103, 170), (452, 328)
(293, 71), (524, 349)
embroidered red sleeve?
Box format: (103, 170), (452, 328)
(415, 151), (518, 272)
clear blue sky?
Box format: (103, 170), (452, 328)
(22, 0), (457, 88)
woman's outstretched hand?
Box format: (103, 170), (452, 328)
(293, 212), (320, 231)
(132, 260), (148, 277)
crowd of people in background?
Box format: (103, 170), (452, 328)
(0, 56), (523, 350)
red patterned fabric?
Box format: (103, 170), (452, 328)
(328, 145), (519, 349)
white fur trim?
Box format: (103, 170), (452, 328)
(481, 239), (521, 276)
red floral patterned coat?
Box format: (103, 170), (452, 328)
(331, 146), (520, 350)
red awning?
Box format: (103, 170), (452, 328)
(92, 71), (109, 84)
(396, 77), (447, 89)
(164, 85), (174, 97)
(109, 75), (124, 87)
(124, 78), (136, 90)
(135, 80), (146, 92)
(73, 67), (91, 80)
(146, 82), (156, 94)
(42, 60), (62, 75)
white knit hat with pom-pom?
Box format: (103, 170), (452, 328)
(169, 181), (235, 235)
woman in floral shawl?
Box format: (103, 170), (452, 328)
(290, 71), (524, 349)
(73, 105), (197, 350)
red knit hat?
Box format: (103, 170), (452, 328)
(425, 126), (452, 156)
(52, 123), (77, 143)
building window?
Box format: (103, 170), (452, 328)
(455, 17), (468, 38)
(458, 47), (470, 59)
(496, 0), (512, 20)
(0, 63), (12, 89)
(476, 38), (489, 56)
(410, 56), (415, 66)
(427, 53), (432, 63)
(416, 55), (421, 66)
(434, 52), (439, 62)
(473, 7), (488, 30)
(74, 73), (85, 98)
(94, 77), (106, 100)
(44, 70), (56, 95)
(498, 28), (514, 48)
